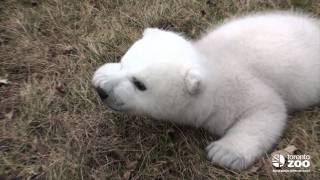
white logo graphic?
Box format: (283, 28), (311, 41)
(272, 154), (285, 167)
(271, 154), (311, 173)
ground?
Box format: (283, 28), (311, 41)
(0, 0), (319, 179)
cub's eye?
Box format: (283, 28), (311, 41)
(132, 77), (147, 91)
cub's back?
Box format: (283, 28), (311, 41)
(195, 12), (320, 109)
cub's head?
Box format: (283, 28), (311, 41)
(92, 28), (205, 119)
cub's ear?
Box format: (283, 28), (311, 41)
(143, 28), (163, 37)
(184, 68), (202, 95)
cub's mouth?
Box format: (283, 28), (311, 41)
(104, 101), (126, 112)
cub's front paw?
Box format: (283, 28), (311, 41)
(206, 141), (251, 170)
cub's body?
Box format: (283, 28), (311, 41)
(92, 12), (320, 170)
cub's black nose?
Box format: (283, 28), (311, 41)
(95, 87), (108, 100)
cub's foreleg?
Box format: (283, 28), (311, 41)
(206, 97), (287, 170)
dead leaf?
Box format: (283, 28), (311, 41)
(284, 145), (298, 154)
(126, 160), (138, 169)
(55, 82), (66, 94)
(122, 171), (131, 180)
(107, 150), (126, 161)
(62, 46), (77, 55)
(5, 111), (13, 120)
(247, 165), (260, 174)
(271, 145), (298, 157)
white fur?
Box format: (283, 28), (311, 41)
(92, 12), (320, 170)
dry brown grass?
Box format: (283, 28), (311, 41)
(0, 0), (319, 179)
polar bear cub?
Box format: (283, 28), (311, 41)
(92, 12), (320, 170)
